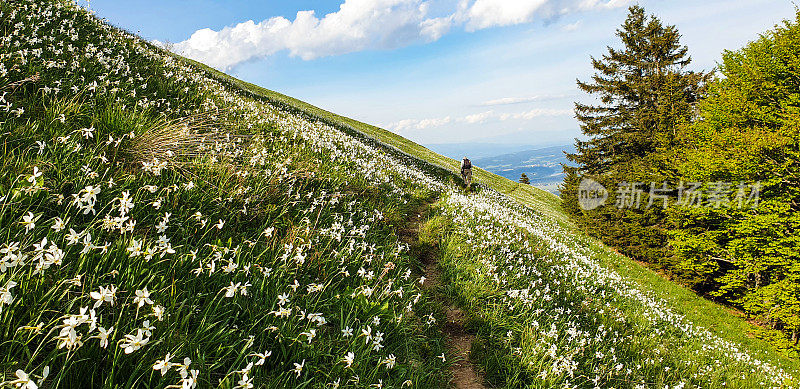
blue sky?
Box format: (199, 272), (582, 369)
(85, 0), (796, 148)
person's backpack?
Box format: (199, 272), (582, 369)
(463, 159), (471, 169)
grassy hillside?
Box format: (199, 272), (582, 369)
(181, 58), (568, 226)
(1, 1), (797, 388)
(178, 24), (800, 389)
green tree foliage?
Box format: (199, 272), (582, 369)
(519, 173), (530, 184)
(669, 13), (800, 346)
(561, 5), (708, 269)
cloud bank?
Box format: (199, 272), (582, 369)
(171, 0), (629, 70)
(479, 93), (574, 106)
(385, 107), (572, 132)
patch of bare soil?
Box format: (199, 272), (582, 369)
(399, 202), (487, 389)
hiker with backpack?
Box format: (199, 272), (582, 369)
(461, 157), (472, 190)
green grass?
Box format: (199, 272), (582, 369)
(430, 194), (799, 387)
(1, 1), (451, 388)
(177, 26), (799, 389)
(2, 0), (798, 388)
(180, 45), (799, 383)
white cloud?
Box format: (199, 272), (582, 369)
(386, 116), (452, 132)
(173, 0), (629, 70)
(561, 20), (582, 31)
(420, 15), (455, 41)
(500, 108), (572, 120)
(174, 0), (446, 70)
(385, 107), (571, 132)
(463, 110), (494, 123)
(460, 0), (629, 31)
(480, 94), (572, 106)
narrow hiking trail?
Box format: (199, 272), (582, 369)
(399, 201), (488, 389)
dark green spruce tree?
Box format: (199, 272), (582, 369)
(519, 173), (530, 184)
(561, 5), (708, 270)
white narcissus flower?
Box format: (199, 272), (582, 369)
(66, 228), (81, 245)
(153, 353), (173, 375)
(291, 359), (305, 378)
(343, 352), (354, 368)
(117, 191), (134, 216)
(181, 369), (198, 389)
(127, 239), (142, 257)
(277, 293), (289, 306)
(80, 233), (95, 255)
(81, 185), (101, 205)
(97, 326), (113, 348)
(141, 320), (155, 337)
(223, 282), (240, 298)
(1, 280), (17, 306)
(89, 285), (116, 308)
(27, 166), (42, 184)
(9, 369), (38, 389)
(152, 305), (165, 321)
(21, 212), (36, 233)
(249, 350), (271, 366)
(384, 354), (396, 369)
(51, 217), (67, 232)
(120, 329), (148, 354)
(360, 325), (372, 344)
(80, 126), (94, 139)
(236, 373), (253, 389)
(133, 288), (153, 308)
(300, 329), (316, 344)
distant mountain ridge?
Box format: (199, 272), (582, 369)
(469, 144), (574, 191)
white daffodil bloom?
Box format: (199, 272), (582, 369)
(133, 288), (153, 308)
(360, 325), (372, 344)
(0, 280), (17, 312)
(21, 212), (36, 233)
(120, 329), (149, 354)
(27, 166), (42, 184)
(127, 239), (142, 257)
(117, 191), (134, 216)
(249, 351), (271, 366)
(277, 293), (289, 306)
(153, 305), (165, 321)
(291, 359), (305, 378)
(384, 354), (396, 370)
(180, 369), (198, 389)
(66, 229), (81, 245)
(141, 320), (155, 337)
(96, 326), (113, 348)
(89, 285), (116, 308)
(153, 353), (173, 375)
(223, 282), (240, 298)
(51, 217), (66, 232)
(235, 373), (253, 389)
(8, 369), (38, 389)
(300, 329), (316, 344)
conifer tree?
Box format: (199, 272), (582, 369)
(561, 5), (708, 269)
(566, 5), (707, 175)
(519, 173), (530, 185)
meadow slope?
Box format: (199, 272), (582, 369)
(0, 1), (797, 388)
